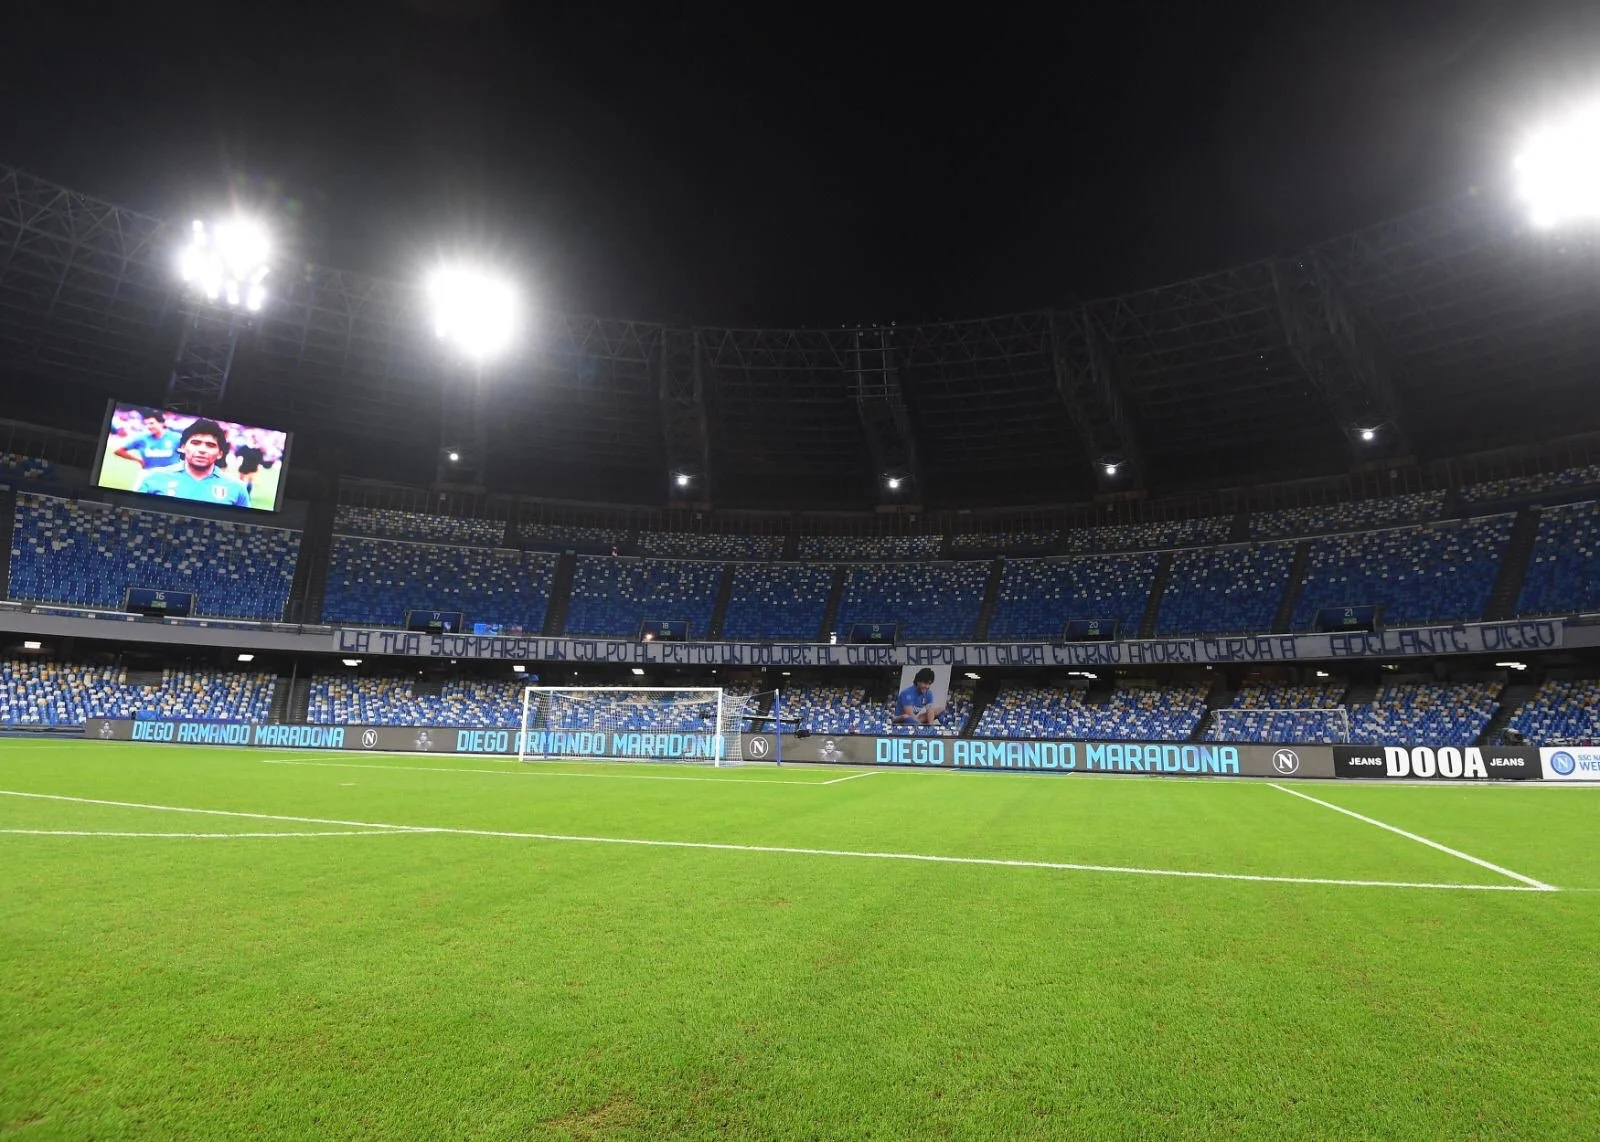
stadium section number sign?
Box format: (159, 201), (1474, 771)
(1332, 746), (1542, 780)
(332, 617), (1562, 667)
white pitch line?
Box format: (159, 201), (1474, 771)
(0, 788), (1551, 892)
(819, 770), (880, 784)
(1267, 783), (1556, 891)
(0, 829), (406, 838)
(0, 789), (429, 832)
(256, 757), (842, 786)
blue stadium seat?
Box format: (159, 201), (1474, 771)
(834, 561), (989, 641)
(0, 452), (55, 482)
(1517, 501), (1600, 615)
(321, 536), (556, 629)
(797, 536), (943, 561)
(309, 676), (524, 726)
(1506, 678), (1600, 745)
(334, 506), (505, 546)
(1206, 682), (1348, 743)
(976, 682), (1208, 740)
(1349, 681), (1501, 747)
(1291, 515), (1513, 629)
(636, 531), (783, 560)
(1156, 542), (1295, 635)
(1250, 492), (1445, 539)
(722, 562), (834, 640)
(1459, 464), (1600, 504)
(0, 660), (275, 725)
(9, 493), (300, 620)
(947, 530), (1060, 552)
(987, 554), (1157, 641)
(1062, 516), (1231, 553)
(564, 556), (723, 638)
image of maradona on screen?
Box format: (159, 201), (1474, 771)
(93, 401), (291, 512)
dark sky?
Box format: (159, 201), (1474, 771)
(3, 0), (1598, 326)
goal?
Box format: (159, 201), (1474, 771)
(516, 686), (766, 766)
(1209, 707), (1351, 744)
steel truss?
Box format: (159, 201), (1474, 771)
(6, 164), (1600, 504)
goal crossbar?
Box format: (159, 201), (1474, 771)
(517, 685), (742, 766)
(1210, 706), (1352, 743)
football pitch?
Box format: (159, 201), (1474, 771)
(1, 742), (1596, 1139)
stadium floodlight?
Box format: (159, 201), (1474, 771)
(178, 218), (271, 312)
(341, 658), (362, 667)
(1359, 427), (1377, 442)
(964, 671), (980, 680)
(1496, 660), (1528, 671)
(236, 653), (255, 663)
(512, 664), (527, 673)
(886, 476), (902, 490)
(630, 667), (647, 676)
(675, 473), (691, 488)
(1103, 463), (1119, 476)
(447, 451), (460, 462)
(21, 640), (41, 650)
(427, 265), (519, 361)
(1515, 98), (1600, 228)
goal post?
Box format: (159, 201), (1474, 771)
(1210, 707), (1352, 744)
(517, 686), (767, 766)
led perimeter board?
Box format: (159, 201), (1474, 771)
(92, 399), (292, 513)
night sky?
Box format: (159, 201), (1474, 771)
(2, 0), (1598, 328)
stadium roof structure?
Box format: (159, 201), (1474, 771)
(2, 164), (1598, 508)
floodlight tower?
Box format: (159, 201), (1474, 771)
(167, 218), (271, 411)
(427, 265), (519, 488)
(1514, 98), (1600, 228)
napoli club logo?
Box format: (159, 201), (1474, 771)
(1271, 748), (1301, 775)
(1550, 751), (1576, 776)
(361, 728), (378, 749)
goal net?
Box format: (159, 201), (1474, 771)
(517, 686), (767, 766)
(1210, 707), (1351, 744)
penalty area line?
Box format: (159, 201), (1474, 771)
(1268, 782), (1557, 891)
(0, 788), (1551, 893)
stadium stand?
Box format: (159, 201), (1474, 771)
(333, 506), (506, 547)
(1458, 464), (1600, 504)
(797, 535), (943, 561)
(1505, 678), (1600, 745)
(636, 531), (783, 560)
(975, 681), (1210, 740)
(321, 536), (557, 629)
(1516, 501), (1600, 615)
(515, 523), (630, 549)
(1062, 516), (1231, 553)
(782, 680), (972, 736)
(1348, 680), (1502, 747)
(1207, 682), (1349, 743)
(0, 452), (55, 482)
(0, 660), (275, 725)
(9, 492), (300, 620)
(1249, 491), (1445, 539)
(947, 530), (1060, 552)
(1156, 542), (1295, 635)
(1290, 515), (1513, 628)
(833, 561), (990, 641)
(564, 556), (723, 638)
(721, 562), (834, 640)
(309, 675), (523, 726)
(987, 554), (1158, 641)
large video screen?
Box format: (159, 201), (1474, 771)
(93, 401), (291, 512)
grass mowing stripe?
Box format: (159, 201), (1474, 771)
(0, 786), (1549, 892)
(1268, 781), (1557, 890)
(256, 757), (845, 785)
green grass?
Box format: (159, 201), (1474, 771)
(1, 742), (1597, 1139)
